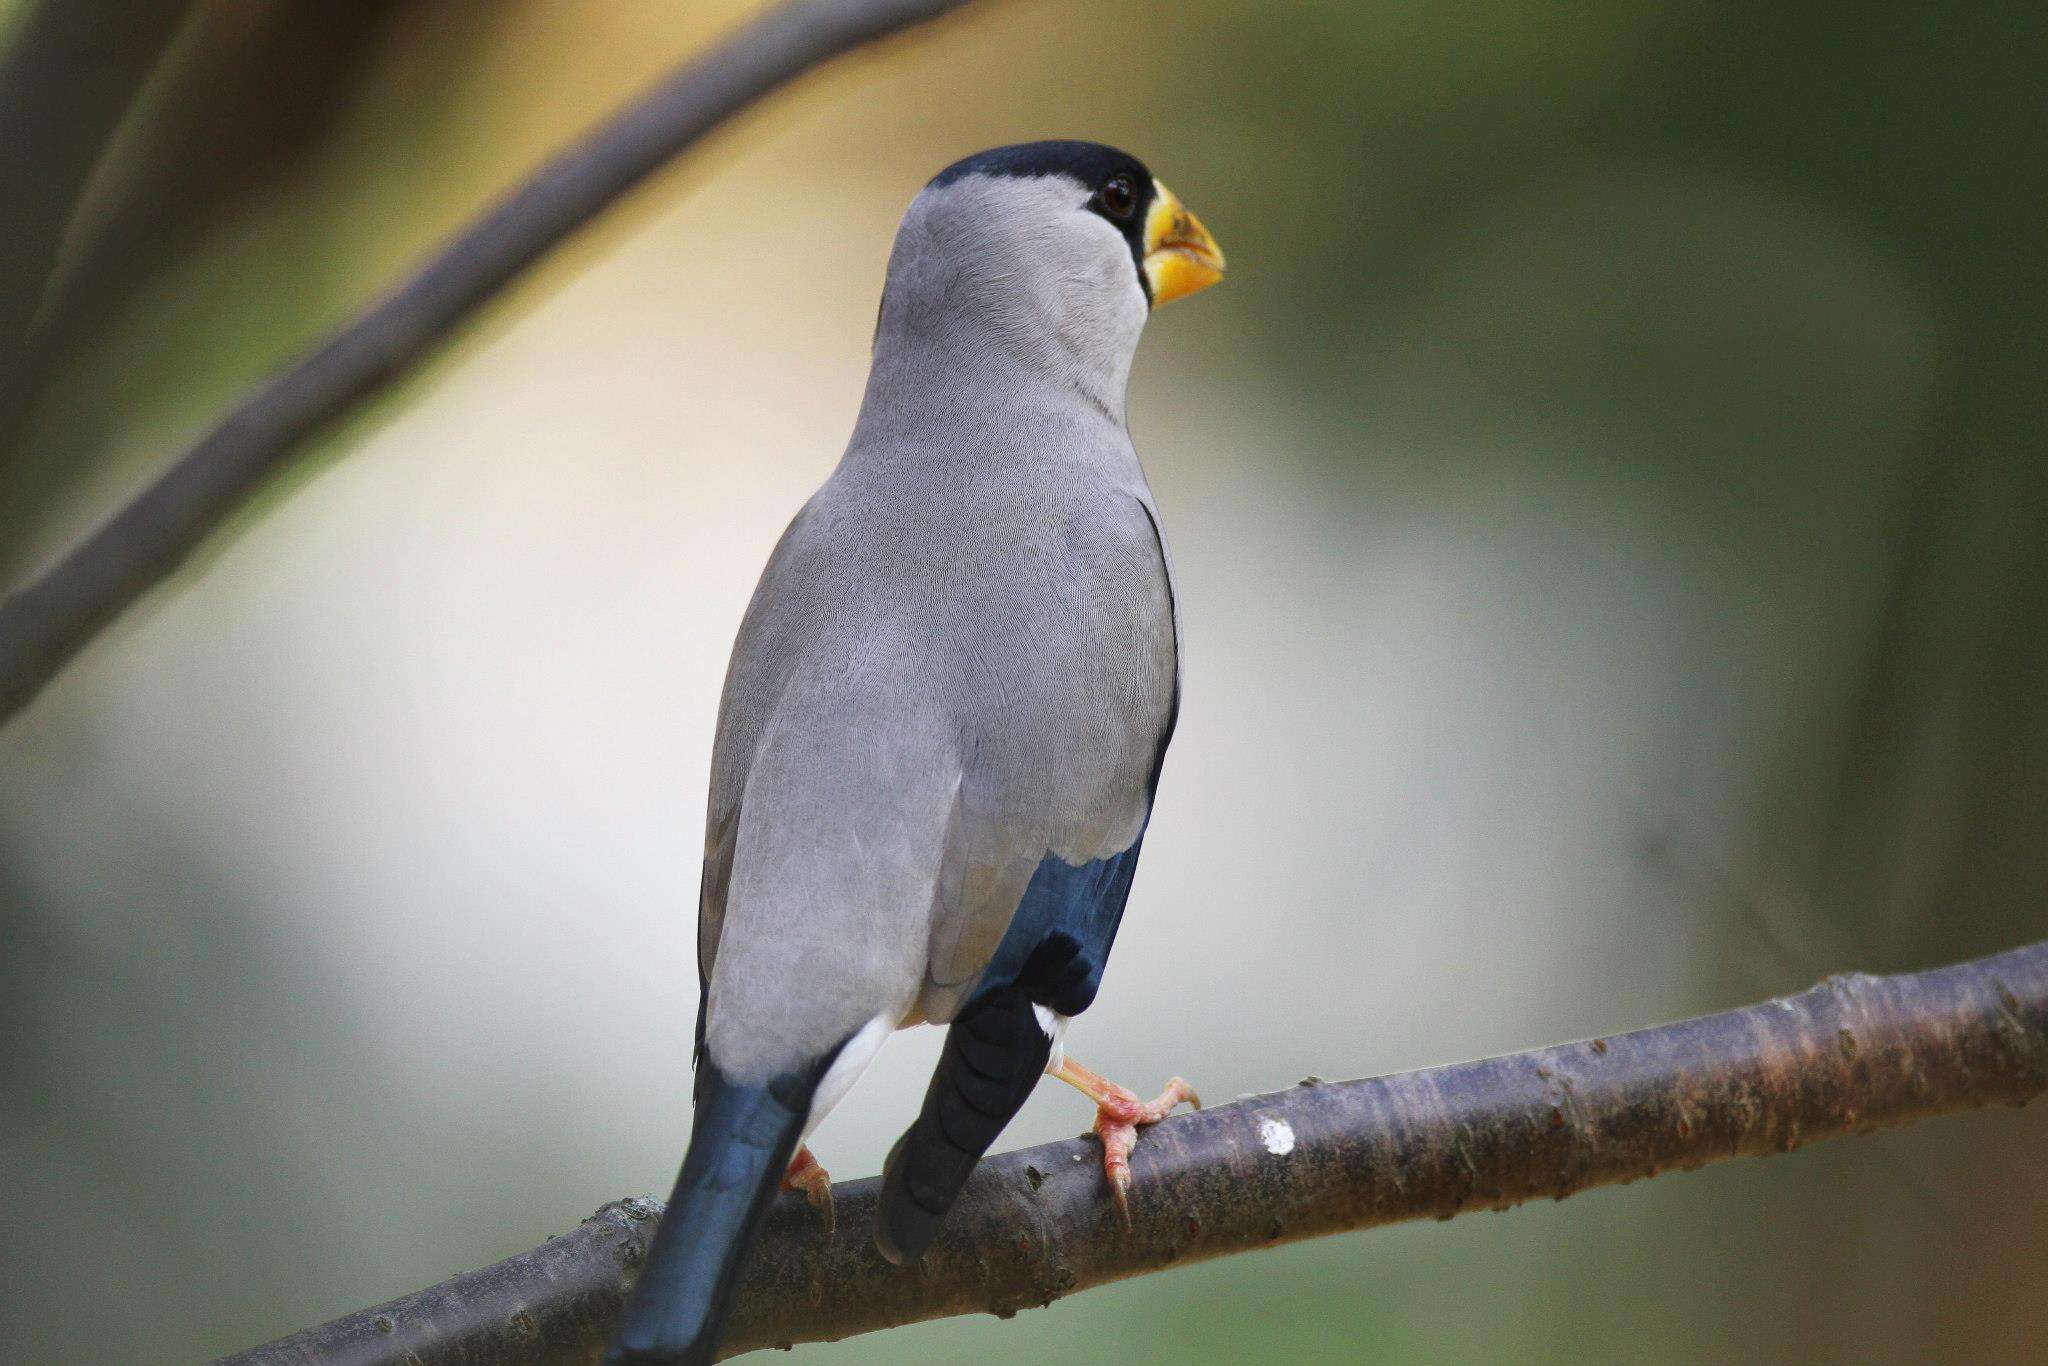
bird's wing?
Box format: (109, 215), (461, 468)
(916, 489), (1179, 1022)
(878, 489), (1177, 1259)
(695, 500), (823, 1000)
(694, 470), (985, 1081)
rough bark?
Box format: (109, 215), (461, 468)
(221, 937), (2047, 1364)
(0, 0), (976, 725)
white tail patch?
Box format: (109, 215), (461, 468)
(805, 1016), (893, 1139)
(1033, 1003), (1071, 1075)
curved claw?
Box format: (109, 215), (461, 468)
(781, 1145), (835, 1235)
(1078, 1073), (1201, 1225)
(1095, 1109), (1138, 1226)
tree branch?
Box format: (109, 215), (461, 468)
(0, 0), (975, 725)
(219, 938), (2047, 1364)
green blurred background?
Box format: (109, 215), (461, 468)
(2, 1), (2043, 1361)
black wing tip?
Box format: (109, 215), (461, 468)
(875, 987), (1052, 1263)
(874, 1202), (936, 1266)
(875, 1128), (959, 1265)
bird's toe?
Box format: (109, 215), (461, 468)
(781, 1145), (835, 1234)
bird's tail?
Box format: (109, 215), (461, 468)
(876, 984), (1050, 1264)
(606, 1057), (829, 1365)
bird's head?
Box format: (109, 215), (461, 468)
(869, 141), (1225, 419)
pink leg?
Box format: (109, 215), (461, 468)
(781, 1144), (834, 1233)
(1051, 1057), (1201, 1222)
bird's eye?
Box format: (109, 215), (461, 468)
(1099, 174), (1137, 221)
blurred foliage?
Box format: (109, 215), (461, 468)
(1, 1), (2042, 1362)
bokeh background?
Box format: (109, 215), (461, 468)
(3, 2), (2044, 1361)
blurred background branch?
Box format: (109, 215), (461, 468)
(0, 1), (470, 517)
(224, 939), (2048, 1365)
(0, 0), (974, 724)
(0, 0), (192, 366)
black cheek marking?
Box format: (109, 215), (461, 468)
(1092, 179), (1158, 305)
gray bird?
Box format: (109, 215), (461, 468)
(608, 141), (1225, 1364)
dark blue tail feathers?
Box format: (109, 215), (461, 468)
(606, 1056), (830, 1365)
(875, 983), (1051, 1264)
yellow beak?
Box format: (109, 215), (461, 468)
(1142, 180), (1225, 307)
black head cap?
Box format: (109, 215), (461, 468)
(927, 141), (1160, 298)
(929, 140), (1151, 192)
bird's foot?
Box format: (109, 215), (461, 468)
(781, 1144), (834, 1234)
(1051, 1057), (1200, 1223)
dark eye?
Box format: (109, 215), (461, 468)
(1099, 174), (1137, 221)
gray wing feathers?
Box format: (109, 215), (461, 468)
(919, 488), (1175, 1014)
